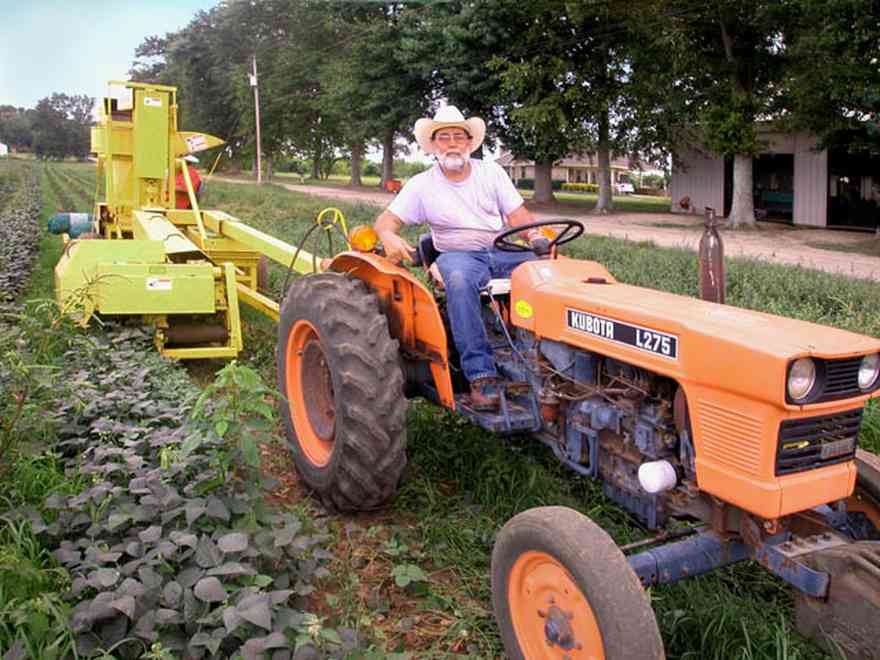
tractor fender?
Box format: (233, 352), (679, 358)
(328, 252), (455, 409)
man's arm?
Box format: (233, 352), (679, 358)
(506, 202), (554, 256)
(374, 210), (416, 263)
(506, 203), (536, 228)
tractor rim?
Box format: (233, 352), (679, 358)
(287, 320), (335, 466)
(508, 551), (604, 660)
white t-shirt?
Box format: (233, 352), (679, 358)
(387, 159), (525, 252)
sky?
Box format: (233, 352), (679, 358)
(0, 0), (216, 110)
(0, 0), (453, 163)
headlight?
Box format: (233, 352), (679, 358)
(858, 353), (880, 390)
(788, 358), (816, 401)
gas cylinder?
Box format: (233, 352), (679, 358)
(47, 212), (96, 238)
(698, 207), (725, 304)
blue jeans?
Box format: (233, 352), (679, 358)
(435, 249), (536, 383)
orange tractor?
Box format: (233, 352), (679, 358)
(277, 220), (880, 659)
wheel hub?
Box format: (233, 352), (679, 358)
(300, 339), (335, 440)
(544, 604), (577, 650)
(507, 551), (603, 659)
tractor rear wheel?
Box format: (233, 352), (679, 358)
(277, 272), (407, 512)
(492, 506), (664, 660)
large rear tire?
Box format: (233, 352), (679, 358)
(277, 272), (407, 511)
(492, 506), (664, 660)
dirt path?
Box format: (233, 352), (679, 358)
(217, 177), (880, 282)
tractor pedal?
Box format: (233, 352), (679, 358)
(455, 390), (541, 435)
(794, 541), (880, 660)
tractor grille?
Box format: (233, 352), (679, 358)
(818, 357), (863, 402)
(776, 408), (862, 476)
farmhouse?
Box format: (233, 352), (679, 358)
(671, 130), (880, 230)
(497, 151), (638, 187)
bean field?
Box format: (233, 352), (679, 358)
(2, 159), (878, 659)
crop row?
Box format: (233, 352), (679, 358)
(0, 165), (22, 216)
(44, 164), (91, 214)
(0, 162), (42, 300)
(52, 165), (95, 203)
(12, 325), (351, 659)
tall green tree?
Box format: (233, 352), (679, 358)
(496, 1), (642, 209)
(129, 35), (171, 83)
(641, 1), (791, 227)
(31, 93), (94, 160)
(784, 0), (880, 155)
(416, 1), (638, 207)
(325, 2), (432, 186)
(0, 107), (34, 151)
(398, 1), (510, 155)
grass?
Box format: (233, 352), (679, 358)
(275, 172), (384, 187)
(271, 170), (673, 213)
(13, 160), (879, 658)
(806, 238), (880, 258)
(520, 189), (672, 212)
(641, 222), (704, 230)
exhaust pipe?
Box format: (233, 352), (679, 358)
(699, 207), (725, 304)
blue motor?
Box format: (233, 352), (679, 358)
(47, 212), (95, 238)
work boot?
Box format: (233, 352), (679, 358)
(470, 377), (500, 411)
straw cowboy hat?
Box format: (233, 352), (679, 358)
(414, 106), (486, 155)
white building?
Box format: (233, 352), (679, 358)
(671, 130), (880, 229)
(0, 143), (8, 157)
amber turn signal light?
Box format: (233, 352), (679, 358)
(349, 225), (379, 252)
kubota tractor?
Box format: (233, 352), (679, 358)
(277, 219), (880, 659)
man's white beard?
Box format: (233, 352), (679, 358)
(439, 153), (466, 171)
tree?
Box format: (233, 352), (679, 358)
(129, 35), (171, 83)
(0, 107), (34, 151)
(401, 1), (562, 202)
(414, 1), (637, 207)
(30, 93), (94, 160)
(641, 1), (791, 228)
(326, 3), (432, 187)
(784, 0), (880, 156)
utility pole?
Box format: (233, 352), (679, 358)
(250, 55), (262, 184)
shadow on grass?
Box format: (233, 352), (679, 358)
(806, 238), (880, 258)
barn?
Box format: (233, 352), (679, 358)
(670, 130), (879, 230)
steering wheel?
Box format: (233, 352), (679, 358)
(493, 219), (585, 254)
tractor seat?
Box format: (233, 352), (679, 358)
(412, 233), (440, 269)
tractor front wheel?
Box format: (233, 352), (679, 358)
(277, 272), (407, 511)
(492, 506), (664, 660)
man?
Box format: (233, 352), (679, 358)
(175, 154), (202, 209)
(373, 106), (549, 410)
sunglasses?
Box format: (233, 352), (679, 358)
(434, 133), (471, 144)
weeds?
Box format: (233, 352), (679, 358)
(182, 360), (278, 493)
(0, 518), (76, 660)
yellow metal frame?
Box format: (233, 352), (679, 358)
(55, 80), (329, 360)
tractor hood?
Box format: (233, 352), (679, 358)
(509, 259), (880, 406)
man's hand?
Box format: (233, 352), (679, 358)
(428, 262), (445, 288)
(527, 228), (552, 257)
(378, 231), (415, 264)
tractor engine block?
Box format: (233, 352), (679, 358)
(515, 335), (689, 528)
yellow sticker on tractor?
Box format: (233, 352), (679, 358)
(515, 300), (534, 319)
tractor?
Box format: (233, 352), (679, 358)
(277, 220), (880, 659)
